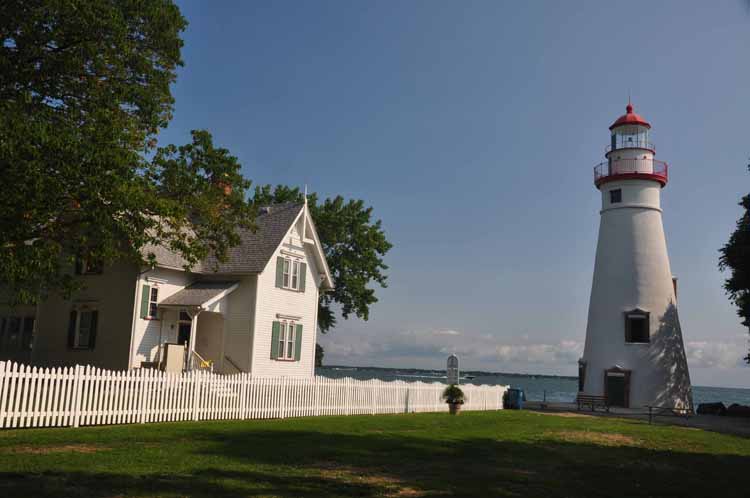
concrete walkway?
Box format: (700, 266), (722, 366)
(524, 401), (750, 438)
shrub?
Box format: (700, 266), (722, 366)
(443, 384), (465, 404)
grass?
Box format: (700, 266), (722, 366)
(0, 410), (749, 497)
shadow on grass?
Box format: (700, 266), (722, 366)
(1, 423), (748, 497)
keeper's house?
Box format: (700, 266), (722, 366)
(0, 203), (333, 376)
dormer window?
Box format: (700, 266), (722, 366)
(625, 309), (650, 343)
(276, 256), (306, 292)
(291, 260), (300, 289)
(282, 258), (291, 288)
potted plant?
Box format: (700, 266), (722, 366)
(443, 384), (465, 415)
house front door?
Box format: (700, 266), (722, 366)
(177, 323), (191, 346)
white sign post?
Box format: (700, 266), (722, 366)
(447, 354), (459, 385)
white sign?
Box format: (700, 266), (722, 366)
(447, 354), (459, 385)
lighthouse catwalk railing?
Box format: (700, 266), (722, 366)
(0, 362), (508, 429)
(593, 158), (668, 185)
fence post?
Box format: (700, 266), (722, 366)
(314, 377), (320, 416)
(192, 371), (201, 421)
(345, 378), (350, 416)
(137, 368), (147, 423)
(71, 365), (83, 428)
(239, 373), (247, 420)
(280, 377), (287, 419)
(0, 362), (7, 428)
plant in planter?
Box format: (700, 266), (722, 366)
(443, 384), (465, 415)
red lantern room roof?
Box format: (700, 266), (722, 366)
(609, 103), (651, 130)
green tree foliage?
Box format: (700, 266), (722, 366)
(0, 1), (254, 304)
(719, 164), (750, 362)
(253, 185), (392, 343)
(315, 343), (324, 367)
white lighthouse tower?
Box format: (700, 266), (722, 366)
(580, 102), (692, 410)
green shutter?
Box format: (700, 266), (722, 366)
(294, 324), (303, 361)
(140, 284), (150, 319)
(67, 310), (77, 348)
(275, 257), (284, 288)
(89, 310), (98, 349)
(270, 321), (281, 359)
(299, 263), (307, 292)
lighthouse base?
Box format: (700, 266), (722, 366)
(581, 303), (693, 411)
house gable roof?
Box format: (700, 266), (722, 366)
(144, 202), (304, 275)
(201, 202), (303, 274)
(144, 202), (333, 289)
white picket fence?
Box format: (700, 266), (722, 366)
(0, 362), (507, 429)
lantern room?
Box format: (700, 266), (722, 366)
(606, 103), (653, 155)
(593, 102), (668, 189)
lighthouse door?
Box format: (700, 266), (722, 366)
(604, 369), (631, 408)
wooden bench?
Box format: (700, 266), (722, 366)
(576, 394), (609, 412)
(645, 405), (692, 424)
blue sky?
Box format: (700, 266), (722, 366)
(161, 1), (750, 388)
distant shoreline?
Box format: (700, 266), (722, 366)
(320, 364), (578, 381)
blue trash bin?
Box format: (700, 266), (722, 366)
(504, 388), (525, 409)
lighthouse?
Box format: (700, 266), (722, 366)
(580, 102), (692, 410)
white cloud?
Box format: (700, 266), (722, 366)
(686, 341), (746, 369)
(433, 329), (461, 336)
(319, 323), (583, 374)
(494, 340), (583, 365)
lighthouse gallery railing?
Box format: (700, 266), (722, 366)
(594, 158), (668, 184)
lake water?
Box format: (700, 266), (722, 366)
(316, 366), (750, 407)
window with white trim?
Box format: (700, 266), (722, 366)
(0, 316), (35, 352)
(624, 309), (650, 343)
(282, 258), (291, 288)
(68, 308), (98, 350)
(281, 258), (301, 291)
(278, 321), (297, 360)
(291, 260), (300, 289)
(148, 287), (159, 319)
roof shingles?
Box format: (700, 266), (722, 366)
(143, 203), (303, 275)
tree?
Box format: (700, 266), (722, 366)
(315, 344), (324, 367)
(0, 1), (254, 304)
(253, 185), (392, 361)
(719, 163), (750, 362)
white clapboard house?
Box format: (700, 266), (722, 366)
(0, 202), (333, 376)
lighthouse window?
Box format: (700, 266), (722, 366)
(609, 189), (622, 204)
(625, 310), (650, 343)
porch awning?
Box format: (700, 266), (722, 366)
(159, 281), (239, 308)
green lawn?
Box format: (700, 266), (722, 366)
(0, 410), (748, 497)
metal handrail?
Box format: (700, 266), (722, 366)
(188, 350), (213, 372)
(594, 158), (668, 184)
